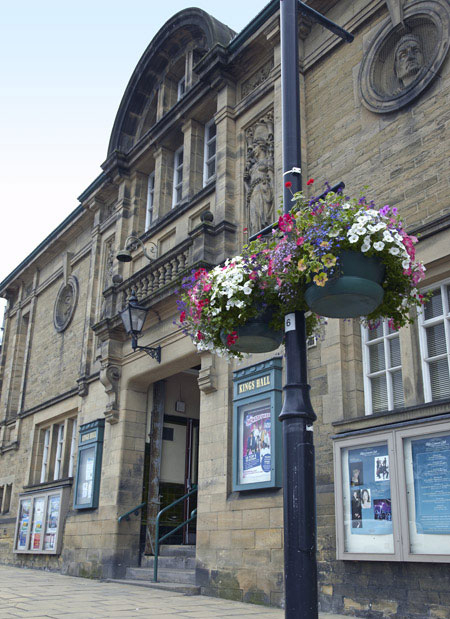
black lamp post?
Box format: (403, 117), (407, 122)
(119, 290), (161, 362)
(278, 1), (353, 617)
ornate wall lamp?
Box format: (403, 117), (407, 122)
(119, 291), (161, 363)
(116, 236), (161, 362)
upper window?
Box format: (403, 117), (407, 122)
(203, 120), (216, 185)
(145, 172), (155, 230)
(172, 146), (183, 207)
(37, 418), (78, 485)
(177, 76), (186, 101)
(419, 280), (450, 402)
(362, 320), (404, 415)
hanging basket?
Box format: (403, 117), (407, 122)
(221, 307), (283, 354)
(304, 250), (385, 319)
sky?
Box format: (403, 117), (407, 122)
(0, 0), (269, 327)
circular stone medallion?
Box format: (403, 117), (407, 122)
(53, 276), (79, 332)
(359, 0), (449, 113)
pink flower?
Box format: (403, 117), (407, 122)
(197, 331), (204, 341)
(296, 237), (304, 246)
(203, 283), (212, 292)
(283, 255), (292, 263)
(180, 311), (186, 323)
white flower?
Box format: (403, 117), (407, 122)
(402, 259), (410, 269)
(352, 226), (366, 236)
(389, 247), (400, 256)
(367, 224), (378, 233)
(328, 229), (340, 237)
(348, 234), (359, 243)
(383, 232), (394, 243)
(361, 244), (370, 252)
(373, 241), (385, 251)
(342, 202), (351, 209)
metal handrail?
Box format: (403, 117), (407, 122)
(153, 486), (198, 583)
(118, 502), (146, 524)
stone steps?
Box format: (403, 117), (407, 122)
(120, 545), (199, 596)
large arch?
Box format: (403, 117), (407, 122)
(108, 8), (235, 155)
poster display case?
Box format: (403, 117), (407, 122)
(232, 358), (283, 491)
(334, 417), (450, 562)
(74, 419), (104, 510)
(14, 487), (69, 554)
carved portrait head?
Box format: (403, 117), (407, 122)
(394, 33), (424, 88)
(359, 1), (449, 113)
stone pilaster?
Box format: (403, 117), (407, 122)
(182, 119), (205, 199)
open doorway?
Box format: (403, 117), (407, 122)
(141, 367), (200, 556)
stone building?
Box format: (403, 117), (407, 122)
(0, 1), (449, 616)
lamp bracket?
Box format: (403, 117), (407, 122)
(134, 344), (161, 363)
(124, 235), (157, 262)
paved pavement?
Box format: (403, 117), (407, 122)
(0, 565), (347, 618)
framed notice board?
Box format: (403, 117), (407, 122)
(74, 419), (105, 510)
(232, 358), (283, 491)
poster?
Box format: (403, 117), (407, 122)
(17, 499), (31, 550)
(76, 447), (95, 504)
(240, 401), (272, 484)
(348, 444), (392, 535)
(30, 497), (45, 550)
(412, 435), (450, 535)
(43, 495), (60, 551)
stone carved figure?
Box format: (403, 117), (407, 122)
(244, 114), (274, 237)
(394, 33), (425, 90)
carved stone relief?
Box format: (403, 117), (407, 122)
(244, 111), (275, 237)
(359, 0), (450, 113)
(241, 59), (274, 98)
(103, 237), (115, 290)
(53, 276), (79, 333)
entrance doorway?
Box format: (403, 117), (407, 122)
(142, 369), (200, 555)
(159, 415), (199, 544)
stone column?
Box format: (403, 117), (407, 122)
(399, 322), (424, 406)
(214, 81), (237, 225)
(182, 119), (205, 200)
(153, 146), (174, 220)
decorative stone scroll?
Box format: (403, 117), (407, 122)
(359, 0), (450, 113)
(53, 276), (79, 333)
(100, 363), (121, 424)
(244, 111), (275, 237)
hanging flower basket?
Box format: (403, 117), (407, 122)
(221, 307), (283, 353)
(176, 183), (428, 362)
(304, 250), (385, 318)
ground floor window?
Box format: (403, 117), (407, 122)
(333, 417), (450, 562)
(14, 487), (69, 554)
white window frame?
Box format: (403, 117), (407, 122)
(203, 119), (216, 185)
(177, 75), (186, 100)
(53, 424), (65, 480)
(418, 278), (450, 403)
(145, 171), (155, 230)
(172, 146), (183, 207)
(68, 419), (78, 478)
(37, 417), (77, 484)
(40, 428), (51, 484)
(361, 320), (404, 415)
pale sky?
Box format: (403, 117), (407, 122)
(0, 0), (270, 326)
